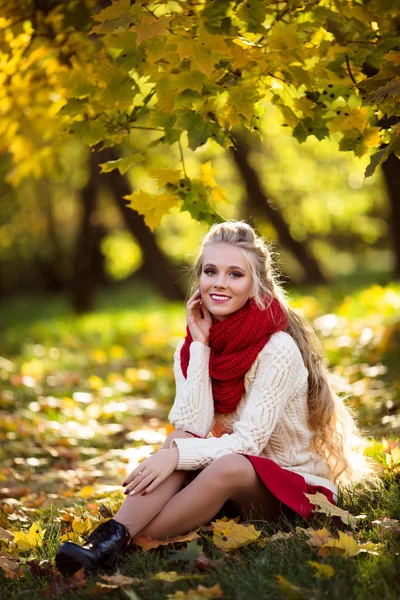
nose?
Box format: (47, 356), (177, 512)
(214, 272), (228, 288)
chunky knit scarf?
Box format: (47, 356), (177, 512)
(180, 294), (288, 414)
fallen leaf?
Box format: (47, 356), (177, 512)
(304, 493), (359, 528)
(77, 485), (95, 498)
(152, 571), (205, 583)
(270, 531), (294, 542)
(100, 570), (136, 586)
(99, 503), (113, 519)
(26, 558), (55, 577)
(296, 527), (332, 547)
(166, 583), (223, 599)
(132, 530), (199, 551)
(72, 516), (94, 535)
(0, 487), (30, 499)
(211, 518), (261, 550)
(0, 526), (14, 542)
(276, 574), (307, 599)
(319, 531), (382, 558)
(44, 567), (86, 597)
(307, 560), (335, 579)
(13, 522), (45, 552)
(86, 582), (120, 595)
(0, 554), (24, 578)
(194, 553), (225, 572)
(371, 517), (400, 536)
(168, 540), (202, 565)
(59, 532), (84, 544)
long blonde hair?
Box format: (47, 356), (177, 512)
(187, 220), (371, 485)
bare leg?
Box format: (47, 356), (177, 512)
(113, 431), (201, 538)
(134, 454), (282, 540)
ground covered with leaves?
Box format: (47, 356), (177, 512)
(0, 279), (399, 599)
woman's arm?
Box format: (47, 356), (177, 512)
(168, 339), (215, 438)
(170, 333), (308, 470)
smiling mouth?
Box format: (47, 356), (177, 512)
(210, 294), (231, 302)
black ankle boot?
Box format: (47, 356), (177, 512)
(55, 518), (131, 577)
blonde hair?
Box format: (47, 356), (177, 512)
(188, 220), (372, 486)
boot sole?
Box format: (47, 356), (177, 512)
(55, 548), (97, 577)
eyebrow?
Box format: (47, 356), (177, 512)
(203, 263), (246, 272)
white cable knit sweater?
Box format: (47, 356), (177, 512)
(168, 331), (338, 497)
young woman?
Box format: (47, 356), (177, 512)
(56, 220), (369, 576)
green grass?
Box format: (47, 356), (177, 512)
(0, 277), (399, 599)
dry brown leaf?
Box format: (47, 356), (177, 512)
(0, 487), (30, 499)
(44, 566), (86, 597)
(131, 530), (199, 551)
(304, 493), (359, 528)
(0, 554), (24, 578)
(100, 569), (136, 586)
(371, 517), (400, 536)
(152, 571), (205, 583)
(194, 553), (226, 571)
(86, 582), (119, 595)
(296, 527), (332, 547)
(0, 526), (14, 542)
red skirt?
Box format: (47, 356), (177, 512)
(184, 431), (336, 520)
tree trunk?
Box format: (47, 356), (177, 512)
(231, 133), (327, 284)
(70, 150), (104, 313)
(380, 152), (400, 278)
(99, 147), (185, 301)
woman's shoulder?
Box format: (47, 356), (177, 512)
(257, 330), (305, 365)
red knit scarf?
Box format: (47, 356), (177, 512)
(180, 294), (288, 414)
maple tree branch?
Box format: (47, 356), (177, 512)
(179, 138), (188, 179)
(345, 54), (358, 86)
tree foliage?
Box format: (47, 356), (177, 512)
(0, 0), (399, 229)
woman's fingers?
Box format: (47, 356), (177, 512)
(124, 473), (153, 495)
(141, 476), (161, 494)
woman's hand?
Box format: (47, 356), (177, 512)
(186, 287), (213, 346)
(122, 448), (179, 496)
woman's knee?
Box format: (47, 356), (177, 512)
(203, 454), (253, 487)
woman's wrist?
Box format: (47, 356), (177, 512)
(191, 337), (209, 346)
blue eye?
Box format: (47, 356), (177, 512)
(204, 269), (242, 277)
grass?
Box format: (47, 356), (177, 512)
(0, 275), (399, 599)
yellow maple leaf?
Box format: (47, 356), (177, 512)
(59, 532), (85, 544)
(166, 583), (223, 599)
(123, 190), (181, 230)
(200, 161), (217, 187)
(13, 523), (45, 551)
(130, 15), (170, 46)
(78, 485), (95, 499)
(318, 532), (357, 558)
(149, 168), (181, 188)
(276, 574), (305, 599)
(211, 186), (228, 204)
(72, 517), (94, 535)
(212, 518), (261, 550)
(328, 108), (368, 134)
(307, 560), (335, 579)
(293, 97), (316, 118)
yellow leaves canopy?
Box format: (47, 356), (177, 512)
(123, 191), (181, 230)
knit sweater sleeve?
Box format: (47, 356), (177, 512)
(170, 333), (307, 470)
(167, 339), (215, 438)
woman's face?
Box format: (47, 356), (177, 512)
(199, 243), (254, 322)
